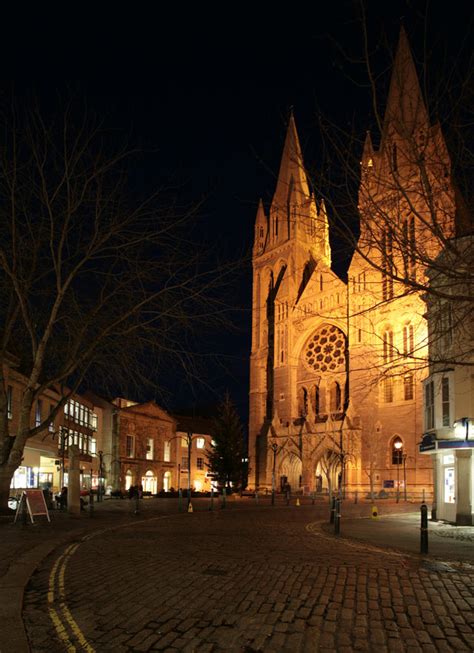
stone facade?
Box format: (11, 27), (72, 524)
(249, 29), (457, 499)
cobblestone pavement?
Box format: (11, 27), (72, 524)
(23, 505), (474, 652)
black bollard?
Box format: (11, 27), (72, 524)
(134, 491), (140, 516)
(89, 489), (94, 517)
(334, 498), (341, 535)
(222, 487), (226, 509)
(420, 503), (428, 554)
(271, 489), (275, 506)
(330, 496), (336, 524)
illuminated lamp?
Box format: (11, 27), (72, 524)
(453, 418), (471, 440)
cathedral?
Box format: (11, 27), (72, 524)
(248, 28), (456, 499)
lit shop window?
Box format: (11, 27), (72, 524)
(444, 467), (455, 504)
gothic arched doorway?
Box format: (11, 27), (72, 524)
(278, 453), (302, 492)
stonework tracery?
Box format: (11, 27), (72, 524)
(304, 324), (346, 373)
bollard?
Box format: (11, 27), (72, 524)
(21, 492), (28, 527)
(209, 488), (214, 511)
(330, 496), (336, 524)
(354, 490), (358, 504)
(134, 492), (140, 516)
(222, 487), (226, 509)
(286, 490), (290, 506)
(334, 498), (341, 535)
(420, 503), (429, 554)
(371, 504), (378, 520)
(89, 489), (94, 518)
(271, 489), (275, 506)
(178, 488), (183, 512)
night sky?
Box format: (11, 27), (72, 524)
(14, 1), (474, 425)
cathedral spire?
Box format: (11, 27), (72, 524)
(362, 131), (374, 163)
(253, 198), (267, 255)
(273, 111), (310, 210)
(383, 26), (428, 138)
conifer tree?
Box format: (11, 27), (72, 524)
(207, 394), (245, 490)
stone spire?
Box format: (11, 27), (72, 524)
(361, 131), (374, 165)
(272, 111), (310, 212)
(383, 26), (429, 138)
(253, 198), (268, 256)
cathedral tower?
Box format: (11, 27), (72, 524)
(248, 29), (457, 498)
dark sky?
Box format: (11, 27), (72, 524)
(12, 1), (474, 425)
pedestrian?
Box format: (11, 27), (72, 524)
(59, 486), (68, 510)
(128, 485), (135, 500)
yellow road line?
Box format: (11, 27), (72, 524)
(48, 607), (77, 652)
(48, 543), (95, 652)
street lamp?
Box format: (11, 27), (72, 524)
(453, 417), (471, 440)
(394, 440), (403, 503)
(269, 436), (285, 506)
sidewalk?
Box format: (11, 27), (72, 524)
(322, 504), (474, 564)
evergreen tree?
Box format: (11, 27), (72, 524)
(208, 394), (245, 490)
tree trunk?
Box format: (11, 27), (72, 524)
(0, 463), (17, 513)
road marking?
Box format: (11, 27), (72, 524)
(48, 542), (95, 651)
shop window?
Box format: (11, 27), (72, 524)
(126, 435), (135, 458)
(444, 467), (455, 503)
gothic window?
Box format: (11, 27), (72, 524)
(403, 324), (414, 356)
(383, 378), (393, 403)
(329, 381), (342, 413)
(392, 143), (398, 173)
(298, 387), (308, 417)
(304, 324), (346, 373)
(381, 231), (394, 301)
(391, 437), (403, 465)
(382, 329), (394, 363)
(403, 374), (414, 401)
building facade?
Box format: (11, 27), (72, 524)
(249, 29), (457, 499)
(421, 236), (474, 524)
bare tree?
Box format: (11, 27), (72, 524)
(0, 97), (234, 509)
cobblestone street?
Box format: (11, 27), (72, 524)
(21, 503), (474, 652)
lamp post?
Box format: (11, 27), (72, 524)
(270, 442), (278, 506)
(394, 440), (403, 503)
(402, 452), (407, 501)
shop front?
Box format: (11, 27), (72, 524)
(420, 433), (473, 525)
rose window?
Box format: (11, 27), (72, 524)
(304, 324), (346, 373)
